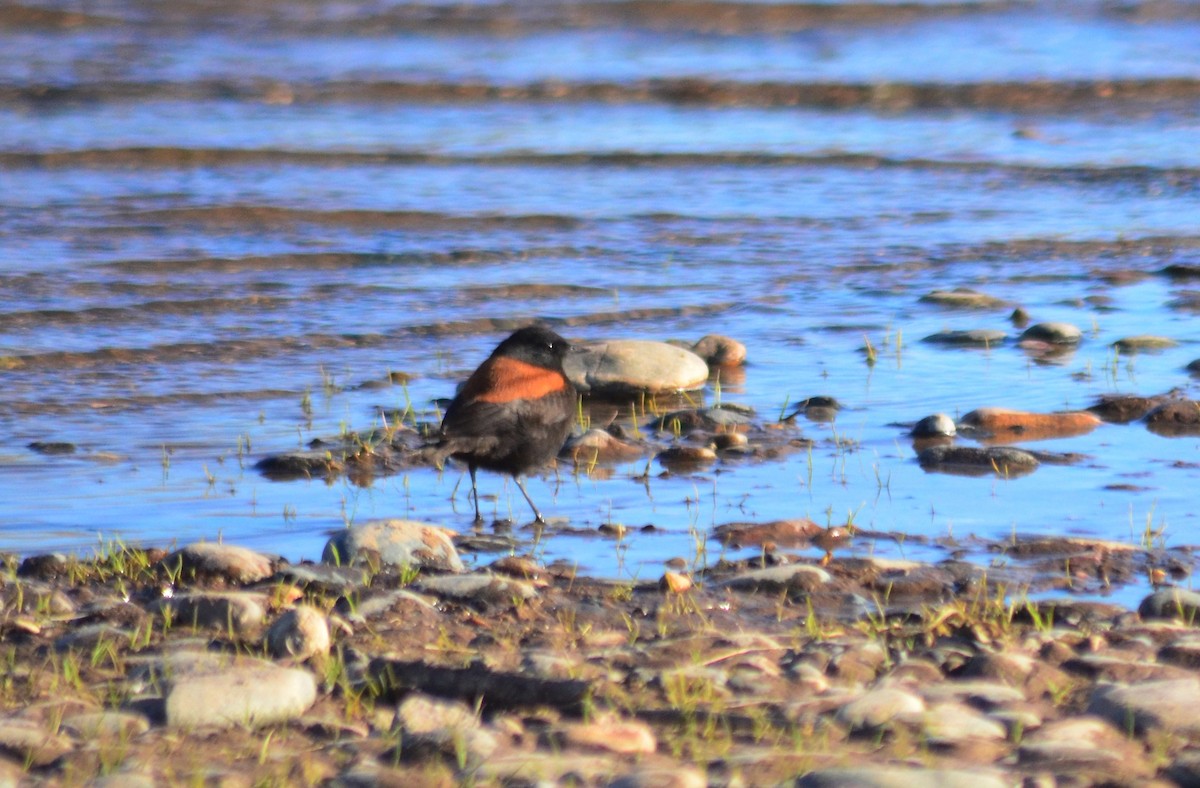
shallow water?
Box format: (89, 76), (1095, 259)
(2, 0), (1199, 607)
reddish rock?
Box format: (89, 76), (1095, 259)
(959, 407), (1100, 442)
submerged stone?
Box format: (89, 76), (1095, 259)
(921, 329), (1006, 347)
(1019, 322), (1082, 344)
(919, 288), (1008, 310)
(1112, 334), (1178, 352)
(1144, 399), (1200, 436)
(917, 445), (1039, 477)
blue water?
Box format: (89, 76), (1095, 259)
(1, 0), (1199, 608)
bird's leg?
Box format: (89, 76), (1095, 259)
(513, 476), (545, 523)
(469, 465), (483, 523)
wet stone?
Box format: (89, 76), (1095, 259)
(322, 519), (463, 573)
(1019, 321), (1083, 344)
(266, 604), (331, 661)
(151, 591), (267, 638)
(690, 333), (746, 366)
(921, 328), (1006, 347)
(1138, 587), (1200, 621)
(655, 445), (717, 468)
(26, 441), (76, 455)
(917, 445), (1039, 477)
(910, 413), (955, 438)
(958, 407), (1100, 441)
(163, 657), (317, 729)
(1144, 398), (1200, 436)
(654, 405), (754, 433)
(1088, 393), (1167, 423)
(161, 542), (274, 585)
(254, 450), (342, 481)
(713, 518), (822, 548)
(573, 339), (709, 395)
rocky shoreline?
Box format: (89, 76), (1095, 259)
(3, 519), (1200, 786)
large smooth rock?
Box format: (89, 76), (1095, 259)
(161, 542), (274, 584)
(797, 766), (1008, 787)
(1088, 678), (1200, 735)
(322, 519), (463, 572)
(395, 693), (497, 769)
(415, 572), (538, 605)
(164, 657), (317, 729)
(1139, 587), (1200, 621)
(917, 445), (1039, 477)
(836, 687), (925, 730)
(571, 339), (709, 395)
(918, 288), (1008, 310)
(1019, 321), (1082, 344)
(151, 591), (267, 638)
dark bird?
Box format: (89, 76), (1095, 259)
(432, 325), (578, 523)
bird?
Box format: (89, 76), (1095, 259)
(430, 325), (578, 523)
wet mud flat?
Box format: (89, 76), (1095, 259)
(3, 525), (1200, 786)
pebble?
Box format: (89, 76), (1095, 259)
(917, 445), (1040, 477)
(151, 591), (267, 638)
(910, 413), (955, 438)
(322, 519), (464, 572)
(836, 686), (926, 730)
(163, 657), (317, 729)
(690, 334), (746, 366)
(919, 288), (1008, 310)
(160, 542), (274, 585)
(921, 329), (1006, 347)
(1019, 321), (1083, 344)
(571, 339), (709, 395)
(416, 572), (539, 605)
(266, 604), (332, 661)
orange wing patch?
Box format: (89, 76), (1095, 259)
(465, 357), (568, 404)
